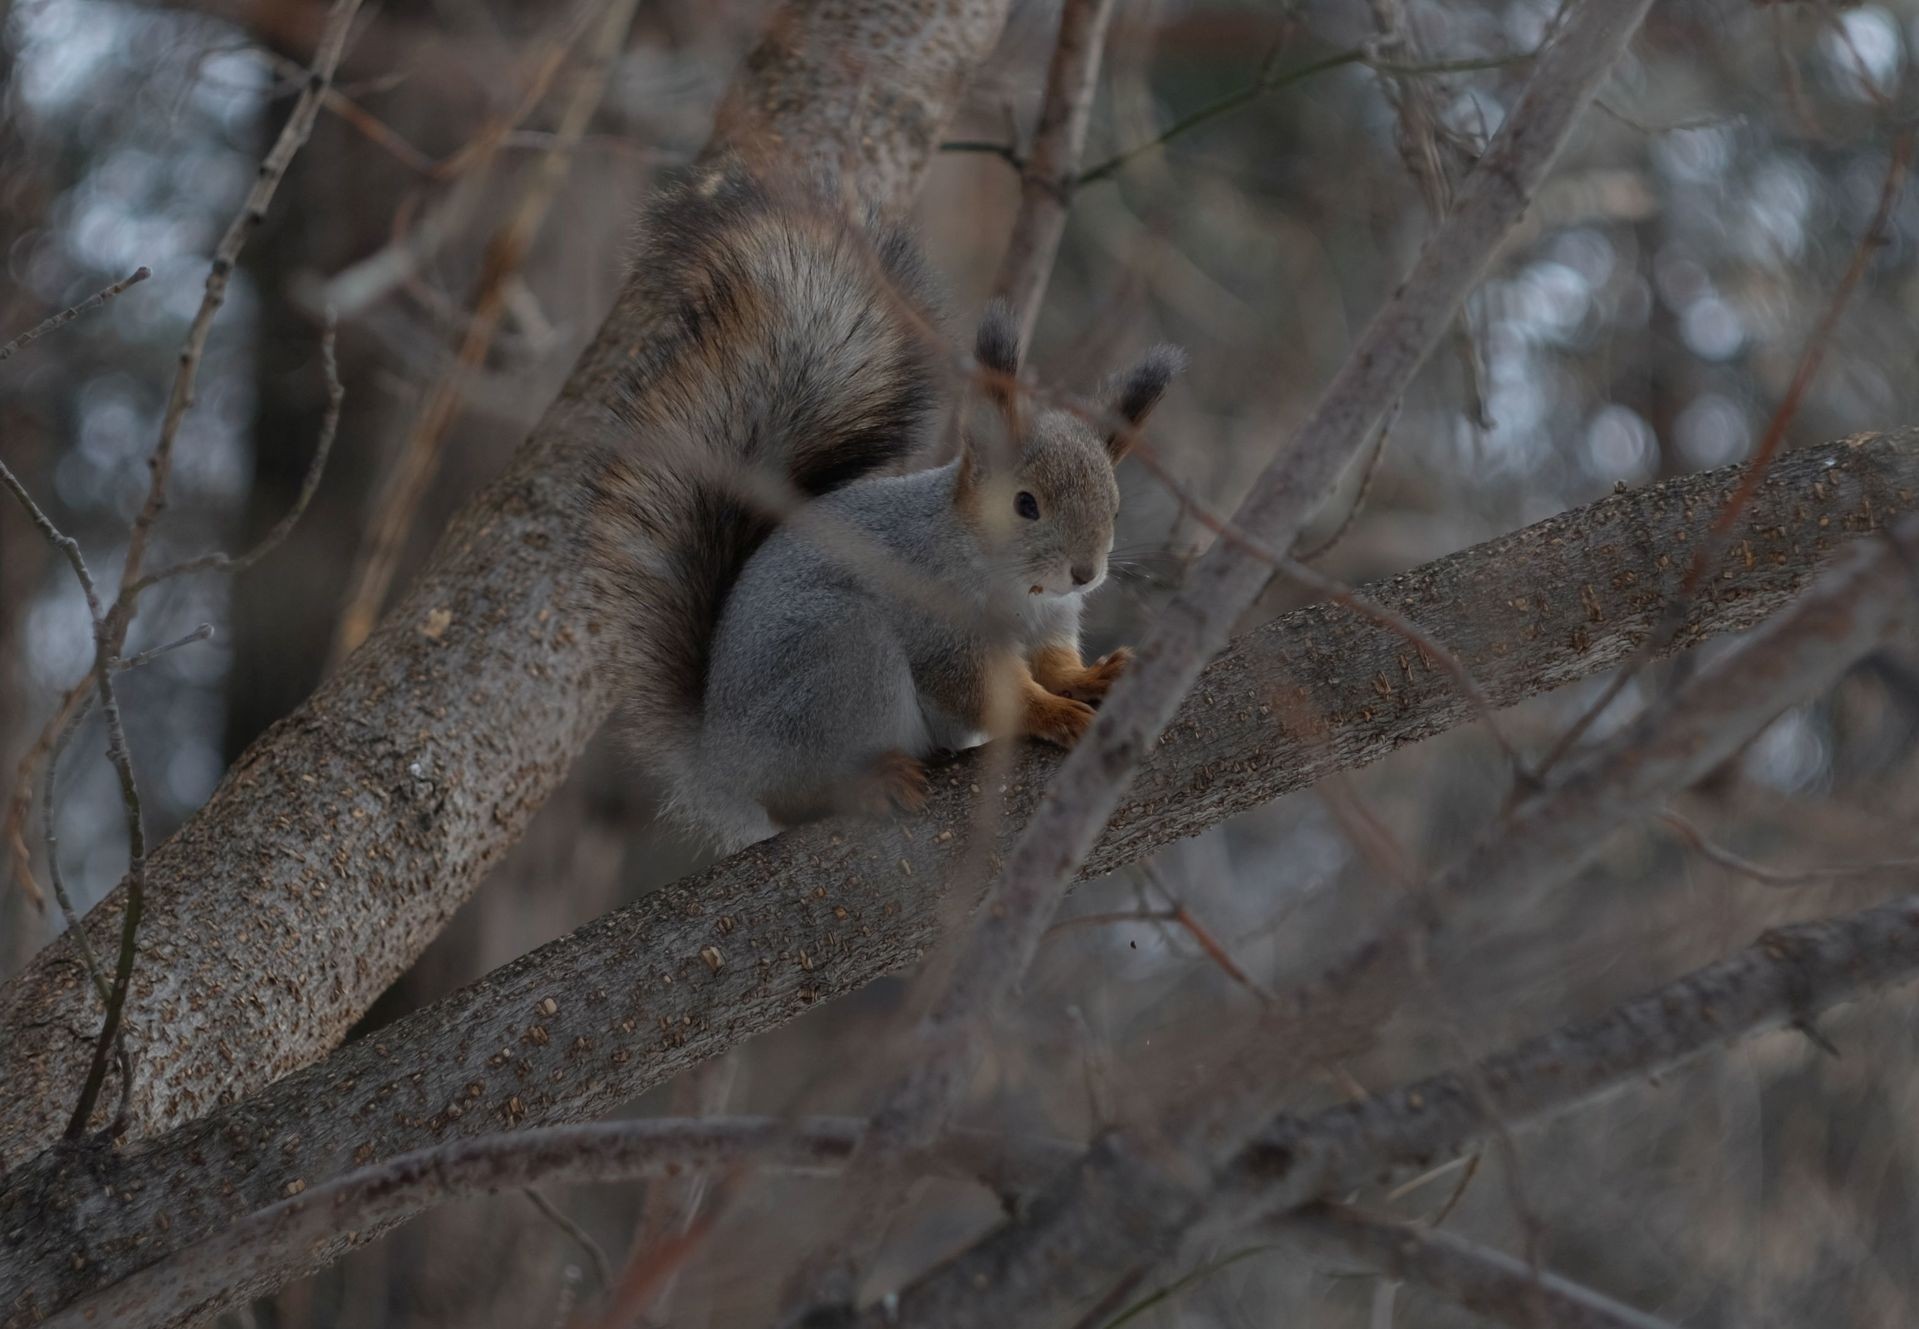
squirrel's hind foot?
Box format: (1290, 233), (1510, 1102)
(859, 750), (930, 815)
(1023, 691), (1098, 748)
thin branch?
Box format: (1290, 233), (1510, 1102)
(854, 514), (1919, 1329)
(1287, 1206), (1682, 1329)
(6, 308), (333, 918)
(1295, 401), (1397, 563)
(5, 682), (86, 913)
(628, 1055), (736, 1323)
(40, 700), (114, 1012)
(872, 884), (1919, 1329)
(0, 263), (152, 915)
(1074, 47), (1535, 187)
(129, 314), (342, 594)
(51, 1118), (1075, 1328)
(119, 0), (363, 602)
(853, 6), (1660, 1214)
(328, 0), (639, 663)
(0, 457), (148, 1141)
(990, 0), (1120, 351)
(1533, 127), (1914, 780)
(524, 1188), (614, 1291)
(1368, 0), (1492, 431)
(1656, 809), (1919, 889)
(0, 266), (150, 363)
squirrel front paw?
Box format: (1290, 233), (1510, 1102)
(1057, 647), (1133, 704)
(1024, 692), (1098, 748)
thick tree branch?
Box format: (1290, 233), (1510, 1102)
(0, 0), (1013, 1171)
(4, 430), (1913, 1326)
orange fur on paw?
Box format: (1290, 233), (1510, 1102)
(1022, 688), (1097, 748)
(867, 750), (929, 814)
(1056, 647), (1132, 703)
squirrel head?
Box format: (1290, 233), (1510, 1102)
(958, 301), (1184, 599)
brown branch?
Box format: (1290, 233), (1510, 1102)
(0, 455), (151, 1141)
(845, 511), (1919, 1329)
(1286, 1205), (1683, 1329)
(1655, 809), (1919, 889)
(328, 0), (640, 662)
(0, 0), (1013, 1182)
(860, 0), (1661, 1197)
(5, 430), (1912, 1323)
(990, 0), (1120, 351)
(48, 1118), (1074, 1329)
(1072, 47), (1536, 188)
(0, 266), (149, 364)
(874, 884), (1919, 1329)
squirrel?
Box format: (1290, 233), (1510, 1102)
(583, 160), (1183, 849)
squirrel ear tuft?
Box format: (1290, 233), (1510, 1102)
(1105, 343), (1186, 461)
(975, 300), (1021, 381)
(965, 301), (1025, 479)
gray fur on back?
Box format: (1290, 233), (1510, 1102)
(683, 462), (1083, 847)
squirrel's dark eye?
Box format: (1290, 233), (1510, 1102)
(1015, 491), (1040, 520)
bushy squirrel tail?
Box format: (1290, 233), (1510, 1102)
(580, 161), (942, 817)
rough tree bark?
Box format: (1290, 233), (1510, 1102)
(3, 430), (1913, 1326)
(0, 0), (1012, 1169)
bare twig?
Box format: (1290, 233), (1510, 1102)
(1287, 1206), (1682, 1329)
(0, 459), (148, 1140)
(1294, 401), (1397, 563)
(7, 305), (331, 920)
(1368, 0), (1492, 429)
(129, 314), (342, 594)
(1656, 809), (1919, 889)
(329, 0), (640, 663)
(1075, 47), (1534, 187)
(629, 1055), (737, 1322)
(0, 267), (150, 364)
(50, 1117), (1074, 1329)
(524, 1188), (614, 1291)
(856, 7), (1660, 1209)
(990, 0), (1120, 350)
(870, 884), (1919, 1329)
(121, 0), (363, 602)
(1533, 127), (1914, 780)
(0, 264), (148, 913)
(5, 684), (83, 912)
(1140, 862), (1269, 1002)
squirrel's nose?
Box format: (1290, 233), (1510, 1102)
(1071, 564), (1096, 587)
